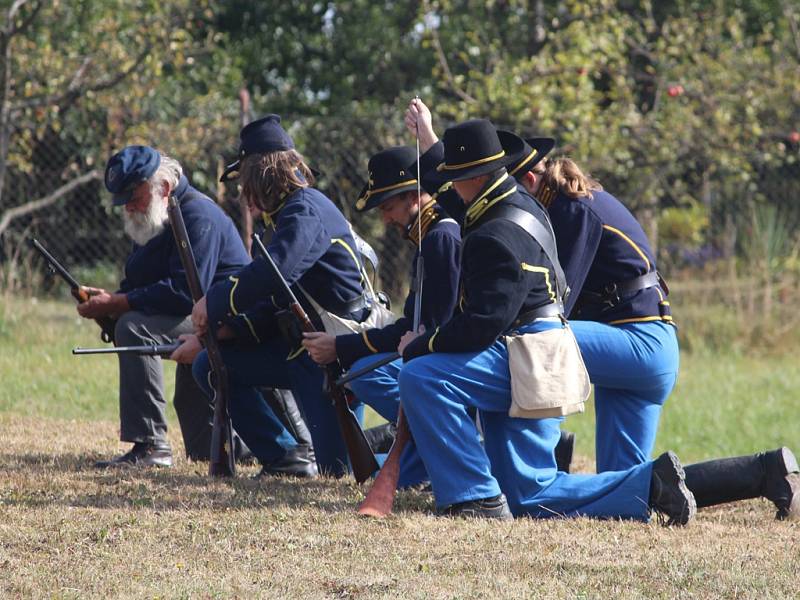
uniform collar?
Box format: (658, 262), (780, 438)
(172, 175), (189, 200)
(406, 199), (440, 246)
(260, 187), (300, 229)
(464, 171), (517, 229)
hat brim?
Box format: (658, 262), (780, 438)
(517, 137), (555, 174)
(111, 190), (135, 206)
(219, 160), (240, 183)
(423, 130), (525, 190)
(354, 181), (418, 213)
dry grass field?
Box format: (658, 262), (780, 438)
(1, 413), (799, 599)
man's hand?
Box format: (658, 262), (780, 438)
(192, 295), (208, 336)
(170, 333), (203, 364)
(76, 288), (129, 319)
(398, 325), (426, 356)
(302, 331), (338, 365)
(404, 98), (438, 153)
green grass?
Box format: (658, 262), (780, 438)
(2, 296), (798, 464)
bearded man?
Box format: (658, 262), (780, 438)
(78, 145), (251, 468)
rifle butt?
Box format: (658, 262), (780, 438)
(357, 410), (411, 517)
(333, 396), (379, 483)
(208, 369), (235, 478)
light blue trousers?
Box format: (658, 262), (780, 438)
(348, 353), (429, 488)
(398, 322), (653, 520)
(570, 320), (679, 472)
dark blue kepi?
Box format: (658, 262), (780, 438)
(105, 145), (161, 206)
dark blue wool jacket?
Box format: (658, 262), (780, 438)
(547, 189), (671, 325)
(403, 172), (559, 360)
(119, 176), (250, 316)
(206, 186), (365, 330)
(335, 206), (461, 368)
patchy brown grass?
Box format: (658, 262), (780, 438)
(1, 414), (798, 599)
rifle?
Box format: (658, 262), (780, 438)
(28, 237), (117, 343)
(358, 100), (425, 517)
(250, 232), (379, 484)
(166, 195), (235, 477)
(73, 342), (181, 357)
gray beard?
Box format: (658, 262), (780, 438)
(123, 197), (169, 246)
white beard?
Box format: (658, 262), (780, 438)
(123, 193), (169, 246)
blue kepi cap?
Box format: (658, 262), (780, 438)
(105, 145), (161, 206)
(220, 114), (295, 182)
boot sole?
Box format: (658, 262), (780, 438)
(774, 448), (800, 520)
(777, 447), (799, 475)
(657, 452), (697, 527)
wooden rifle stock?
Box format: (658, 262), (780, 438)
(28, 237), (117, 343)
(251, 233), (379, 483)
(357, 121), (426, 515)
(166, 196), (235, 477)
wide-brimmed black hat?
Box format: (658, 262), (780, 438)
(354, 146), (419, 212)
(220, 114), (295, 182)
(507, 137), (556, 179)
(423, 119), (525, 190)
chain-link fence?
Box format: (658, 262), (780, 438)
(2, 113), (800, 313)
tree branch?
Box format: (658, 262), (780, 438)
(783, 0), (800, 62)
(5, 0), (42, 38)
(0, 169), (100, 238)
(12, 45), (150, 112)
(422, 0), (476, 105)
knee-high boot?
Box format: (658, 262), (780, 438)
(683, 447), (800, 520)
(258, 387), (317, 478)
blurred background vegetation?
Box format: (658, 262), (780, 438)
(1, 0), (799, 353)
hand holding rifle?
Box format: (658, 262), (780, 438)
(250, 232), (379, 484)
(28, 237), (118, 343)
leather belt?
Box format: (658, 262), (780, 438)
(512, 301), (564, 328)
(579, 271), (662, 306)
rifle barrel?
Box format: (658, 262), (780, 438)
(73, 343), (181, 356)
(28, 237), (81, 290)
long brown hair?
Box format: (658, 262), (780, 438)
(532, 157), (603, 200)
(239, 149), (315, 213)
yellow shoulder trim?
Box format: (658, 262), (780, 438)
(331, 237), (365, 284)
(602, 225), (651, 271)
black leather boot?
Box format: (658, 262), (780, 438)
(263, 387), (316, 464)
(439, 493), (513, 520)
(95, 442), (173, 469)
(364, 422), (397, 454)
(554, 430), (575, 473)
(255, 445), (318, 479)
(649, 451), (696, 526)
(684, 447), (800, 520)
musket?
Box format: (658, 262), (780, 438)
(73, 342), (181, 357)
(358, 97), (425, 517)
(167, 195), (235, 477)
(28, 237), (117, 343)
(250, 232), (379, 484)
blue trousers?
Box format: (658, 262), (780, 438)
(193, 338), (359, 476)
(398, 323), (653, 520)
(348, 353), (429, 488)
(570, 320), (679, 472)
